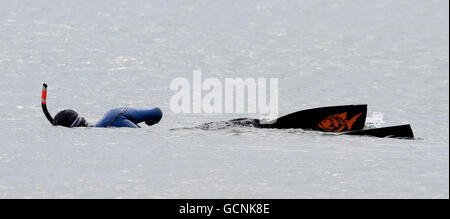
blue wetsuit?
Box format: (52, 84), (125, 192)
(94, 107), (162, 128)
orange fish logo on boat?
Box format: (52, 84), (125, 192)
(318, 112), (363, 132)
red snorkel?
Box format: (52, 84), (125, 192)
(41, 83), (54, 125)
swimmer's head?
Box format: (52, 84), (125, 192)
(53, 109), (88, 127)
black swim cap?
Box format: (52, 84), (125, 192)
(53, 109), (85, 127)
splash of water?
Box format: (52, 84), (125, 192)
(365, 112), (384, 128)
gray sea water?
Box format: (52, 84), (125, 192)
(0, 0), (448, 198)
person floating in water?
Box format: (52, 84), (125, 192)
(52, 107), (163, 128)
(41, 83), (162, 128)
